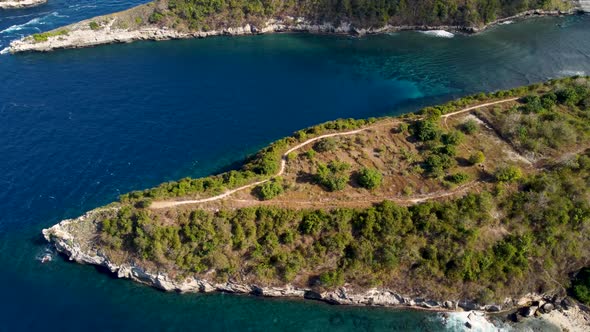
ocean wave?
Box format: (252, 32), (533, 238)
(419, 30), (455, 38)
(2, 10), (52, 20)
(499, 20), (514, 25)
(559, 70), (586, 77)
(0, 12), (68, 34)
(439, 311), (509, 332)
(68, 4), (97, 11)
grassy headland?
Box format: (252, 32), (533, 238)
(47, 76), (590, 307)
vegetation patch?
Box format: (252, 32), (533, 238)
(32, 29), (69, 43)
(255, 177), (284, 200)
(89, 21), (100, 30)
(86, 77), (590, 303)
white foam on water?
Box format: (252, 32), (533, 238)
(499, 20), (514, 25)
(3, 10), (52, 20)
(68, 4), (97, 11)
(559, 70), (586, 77)
(1, 12), (68, 34)
(419, 30), (455, 38)
(440, 311), (510, 332)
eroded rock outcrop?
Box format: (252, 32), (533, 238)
(5, 8), (577, 54)
(42, 209), (571, 316)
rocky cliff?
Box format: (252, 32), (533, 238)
(4, 8), (577, 54)
(43, 208), (570, 316)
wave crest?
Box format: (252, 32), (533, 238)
(0, 12), (68, 34)
(419, 30), (455, 38)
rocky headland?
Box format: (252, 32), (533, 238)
(4, 6), (583, 54)
(43, 209), (590, 330)
(39, 78), (590, 331)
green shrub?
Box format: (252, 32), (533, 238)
(442, 131), (464, 146)
(299, 212), (325, 235)
(319, 270), (344, 288)
(32, 29), (69, 42)
(446, 172), (470, 184)
(89, 21), (100, 30)
(556, 88), (580, 106)
(460, 120), (479, 134)
(135, 199), (152, 209)
(357, 167), (383, 190)
(572, 268), (590, 305)
(398, 122), (409, 134)
(313, 137), (337, 152)
(494, 166), (522, 183)
(256, 178), (284, 200)
(469, 151), (486, 165)
(423, 153), (456, 177)
(149, 11), (165, 24)
(414, 120), (441, 142)
(315, 161), (350, 191)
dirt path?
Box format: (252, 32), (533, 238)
(151, 98), (519, 210)
(222, 181), (479, 209)
(441, 97), (519, 127)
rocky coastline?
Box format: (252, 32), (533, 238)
(42, 209), (590, 331)
(4, 8), (581, 54)
(0, 0), (46, 9)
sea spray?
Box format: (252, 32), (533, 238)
(440, 311), (509, 331)
(0, 12), (68, 34)
(419, 30), (455, 38)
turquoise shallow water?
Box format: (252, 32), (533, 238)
(0, 2), (589, 330)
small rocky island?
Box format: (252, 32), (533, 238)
(44, 77), (590, 330)
(5, 0), (586, 53)
(0, 0), (46, 9)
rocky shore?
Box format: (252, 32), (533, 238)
(4, 8), (580, 54)
(42, 209), (590, 331)
(0, 0), (46, 9)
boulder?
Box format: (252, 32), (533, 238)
(304, 290), (322, 300)
(443, 301), (455, 309)
(458, 300), (482, 311)
(561, 298), (574, 310)
(521, 306), (538, 317)
(485, 304), (502, 312)
(541, 303), (555, 313)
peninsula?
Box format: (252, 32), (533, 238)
(5, 0), (586, 53)
(44, 77), (590, 329)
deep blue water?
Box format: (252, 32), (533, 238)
(1, 1), (589, 331)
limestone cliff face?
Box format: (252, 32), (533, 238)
(43, 209), (556, 313)
(4, 8), (577, 54)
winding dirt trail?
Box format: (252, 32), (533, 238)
(151, 98), (519, 209)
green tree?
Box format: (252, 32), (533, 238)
(572, 267), (590, 305)
(357, 167), (383, 190)
(319, 270), (344, 288)
(414, 120), (441, 142)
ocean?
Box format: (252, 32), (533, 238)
(1, 2), (589, 330)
